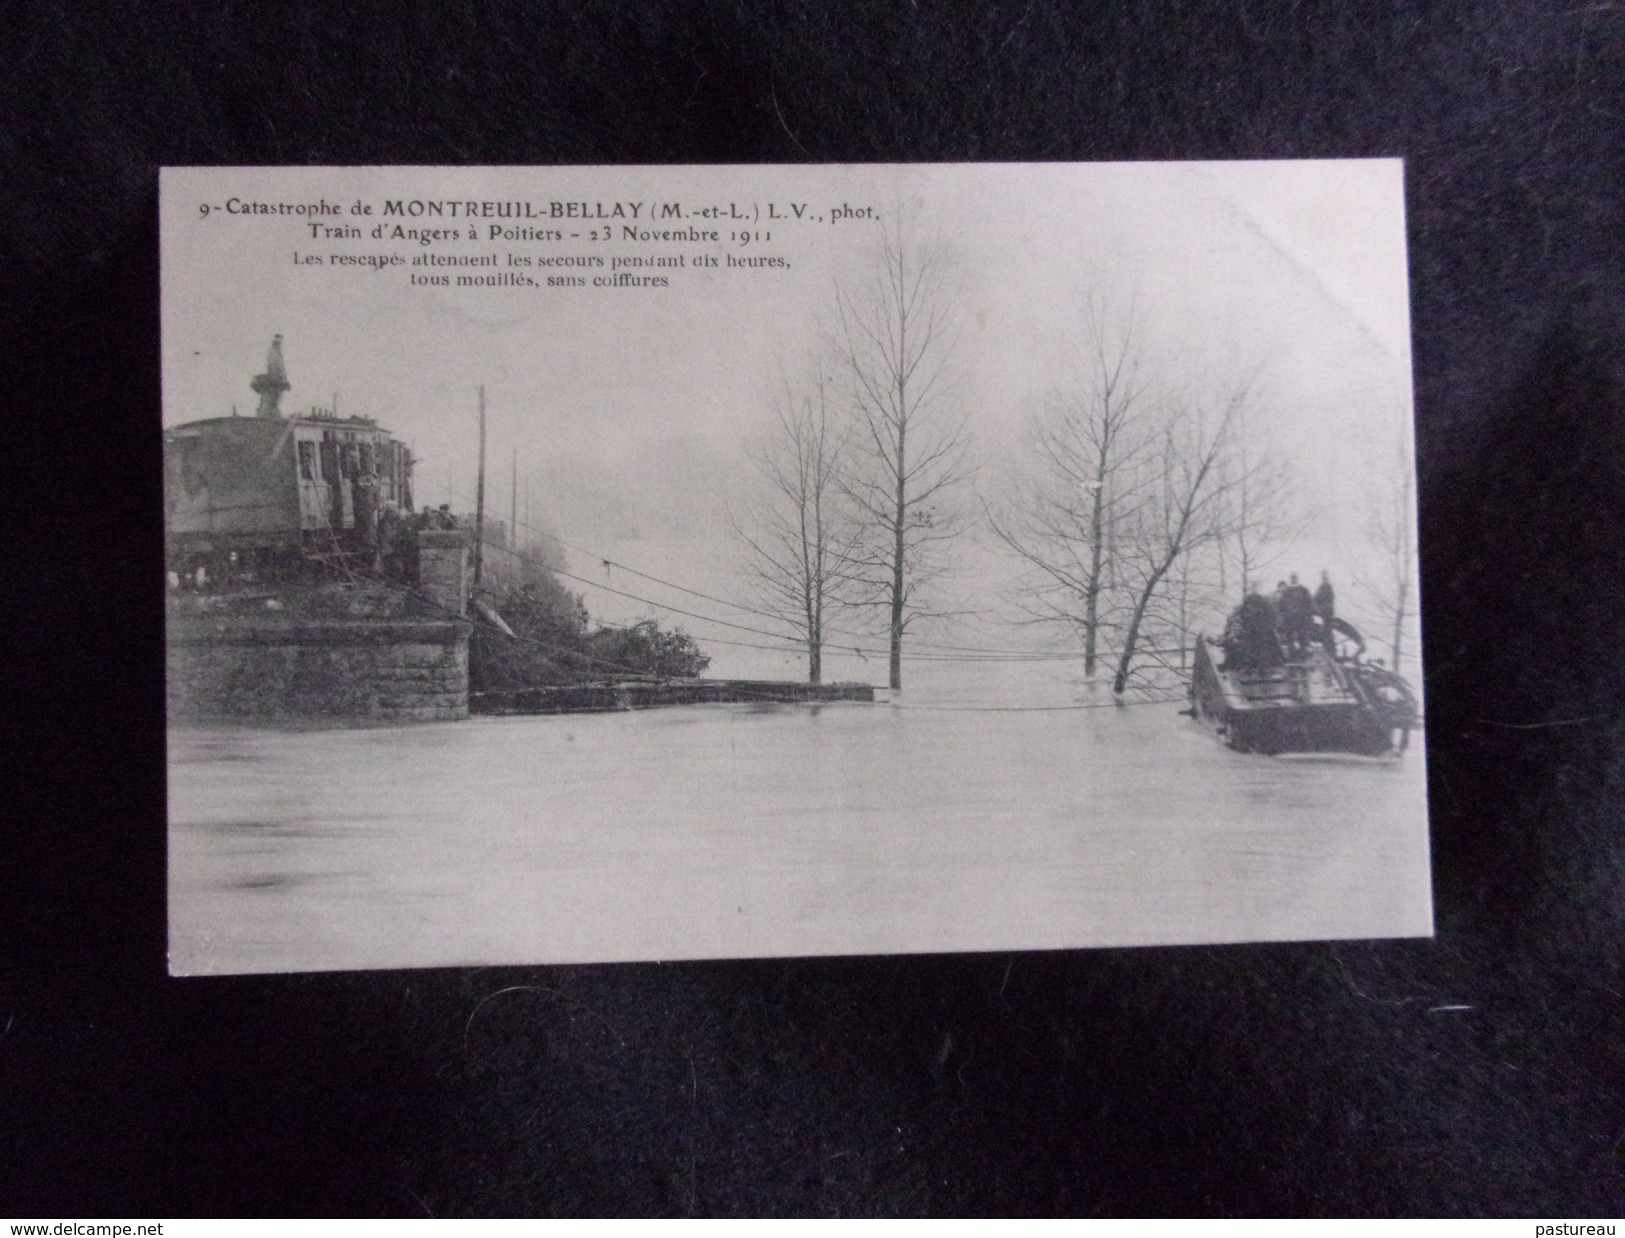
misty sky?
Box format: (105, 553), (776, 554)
(162, 162), (1416, 663)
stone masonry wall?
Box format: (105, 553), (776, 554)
(168, 616), (472, 723)
(417, 528), (469, 619)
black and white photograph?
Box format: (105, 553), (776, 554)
(10, 0), (1625, 1219)
(163, 162), (1430, 976)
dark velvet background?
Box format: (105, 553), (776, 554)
(4, 0), (1622, 1217)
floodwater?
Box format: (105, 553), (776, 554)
(167, 658), (1432, 975)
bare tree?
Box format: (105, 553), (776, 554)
(1213, 401), (1302, 599)
(734, 359), (857, 683)
(989, 306), (1280, 693)
(1149, 522), (1228, 672)
(987, 300), (1158, 677)
(1126, 395), (1304, 671)
(832, 216), (972, 690)
(1354, 435), (1420, 674)
(1107, 390), (1247, 696)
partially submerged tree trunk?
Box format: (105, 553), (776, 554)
(1109, 393), (1247, 697)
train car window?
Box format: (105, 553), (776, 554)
(297, 441), (316, 481)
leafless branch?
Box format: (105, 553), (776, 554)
(829, 209), (973, 689)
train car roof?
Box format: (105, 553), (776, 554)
(166, 413), (394, 435)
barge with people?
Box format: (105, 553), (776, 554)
(1188, 581), (1418, 757)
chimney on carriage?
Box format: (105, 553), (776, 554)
(249, 333), (290, 418)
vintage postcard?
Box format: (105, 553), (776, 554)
(162, 162), (1430, 975)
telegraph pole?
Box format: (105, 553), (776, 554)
(473, 384), (486, 587)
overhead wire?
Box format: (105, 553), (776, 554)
(451, 512), (1057, 662)
(313, 543), (1190, 711)
(424, 478), (1172, 664)
(293, 530), (693, 685)
(229, 499), (1197, 710)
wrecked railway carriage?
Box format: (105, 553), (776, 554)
(165, 338), (470, 724)
(164, 350), (414, 585)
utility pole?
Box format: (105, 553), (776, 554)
(510, 448), (518, 554)
(473, 384), (486, 587)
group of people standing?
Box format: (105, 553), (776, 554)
(1222, 571), (1340, 672)
(375, 503), (458, 584)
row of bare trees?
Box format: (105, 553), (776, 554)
(735, 220), (970, 691)
(735, 220), (1419, 693)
